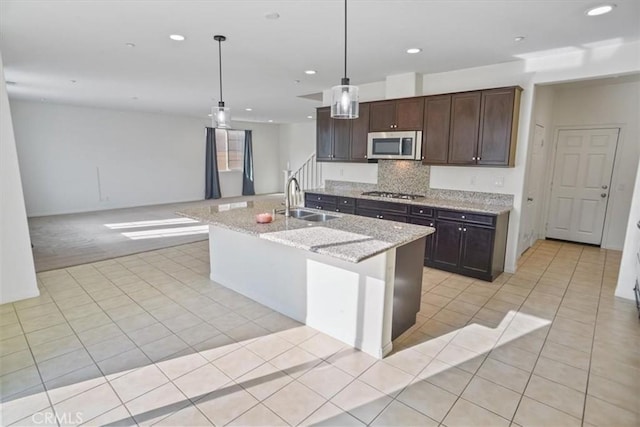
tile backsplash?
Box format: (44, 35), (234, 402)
(377, 160), (430, 194)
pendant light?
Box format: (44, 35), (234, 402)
(213, 35), (231, 128)
(330, 0), (359, 119)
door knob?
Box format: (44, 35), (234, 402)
(601, 193), (607, 198)
(602, 185), (608, 189)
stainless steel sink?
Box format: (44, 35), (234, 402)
(278, 208), (338, 222)
(301, 213), (338, 222)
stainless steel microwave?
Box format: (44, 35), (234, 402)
(367, 131), (422, 160)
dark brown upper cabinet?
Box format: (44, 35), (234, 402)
(369, 98), (424, 131)
(350, 103), (370, 162)
(422, 86), (521, 167)
(422, 95), (451, 165)
(447, 92), (482, 165)
(316, 107), (333, 161)
(478, 87), (521, 166)
(316, 104), (371, 163)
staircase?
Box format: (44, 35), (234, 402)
(284, 153), (323, 206)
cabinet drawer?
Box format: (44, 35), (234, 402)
(436, 209), (495, 226)
(334, 206), (355, 214)
(356, 208), (407, 223)
(305, 193), (337, 204)
(306, 201), (336, 211)
(356, 199), (409, 214)
(337, 197), (356, 207)
(410, 205), (434, 218)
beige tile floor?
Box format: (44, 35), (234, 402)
(1, 239), (638, 426)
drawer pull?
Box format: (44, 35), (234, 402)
(461, 215), (466, 219)
(430, 223), (434, 227)
(419, 210), (423, 213)
(463, 228), (467, 232)
(343, 200), (348, 204)
(458, 227), (462, 231)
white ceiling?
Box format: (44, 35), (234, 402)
(1, 0), (639, 123)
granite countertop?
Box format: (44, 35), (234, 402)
(306, 188), (512, 215)
(178, 200), (433, 263)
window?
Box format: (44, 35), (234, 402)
(215, 129), (244, 171)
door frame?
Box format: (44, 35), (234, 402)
(541, 124), (625, 248)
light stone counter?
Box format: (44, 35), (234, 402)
(178, 200), (433, 263)
(306, 188), (513, 215)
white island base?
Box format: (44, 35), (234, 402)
(208, 225), (425, 359)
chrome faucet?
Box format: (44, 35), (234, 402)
(285, 176), (300, 217)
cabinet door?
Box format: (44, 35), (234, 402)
(396, 98), (424, 130)
(448, 92), (481, 165)
(478, 88), (517, 166)
(431, 220), (463, 268)
(316, 107), (332, 161)
(460, 224), (494, 275)
(369, 101), (397, 131)
(410, 217), (435, 262)
(351, 103), (370, 161)
(332, 118), (351, 160)
(422, 95), (451, 164)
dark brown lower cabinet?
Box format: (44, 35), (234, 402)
(428, 213), (508, 281)
(304, 192), (509, 281)
(409, 217), (435, 263)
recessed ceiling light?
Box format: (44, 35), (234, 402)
(208, 113), (213, 117)
(245, 108), (253, 111)
(585, 4), (615, 16)
(265, 12), (280, 20)
(307, 115), (313, 119)
(125, 42), (136, 48)
(268, 120), (273, 123)
(169, 34), (185, 41)
(305, 70), (317, 75)
(406, 48), (422, 54)
(514, 36), (526, 42)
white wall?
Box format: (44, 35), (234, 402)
(615, 163), (640, 300)
(548, 79), (640, 250)
(278, 121), (316, 173)
(0, 52), (38, 304)
(10, 101), (281, 216)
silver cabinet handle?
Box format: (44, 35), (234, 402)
(463, 228), (467, 232)
(472, 157), (476, 160)
(380, 215), (384, 219)
(461, 215), (465, 219)
(419, 210), (423, 213)
(364, 155), (367, 158)
(478, 157), (481, 160)
(429, 223), (434, 227)
(458, 227), (462, 231)
(601, 193), (607, 198)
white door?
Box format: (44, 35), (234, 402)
(547, 128), (619, 245)
(519, 124), (546, 254)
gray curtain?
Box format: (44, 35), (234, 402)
(242, 130), (255, 196)
(205, 127), (222, 199)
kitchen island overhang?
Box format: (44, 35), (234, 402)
(179, 201), (434, 359)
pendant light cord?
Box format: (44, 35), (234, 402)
(218, 38), (223, 102)
(344, 0), (348, 79)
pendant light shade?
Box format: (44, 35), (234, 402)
(331, 0), (359, 119)
(213, 35), (231, 128)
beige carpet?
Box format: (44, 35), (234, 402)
(29, 194), (283, 272)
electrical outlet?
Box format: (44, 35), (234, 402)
(494, 176), (505, 187)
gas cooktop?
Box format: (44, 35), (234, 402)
(361, 191), (425, 200)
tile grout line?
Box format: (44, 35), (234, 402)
(580, 249), (607, 426)
(507, 242), (585, 424)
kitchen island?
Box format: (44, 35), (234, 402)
(179, 200), (433, 359)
